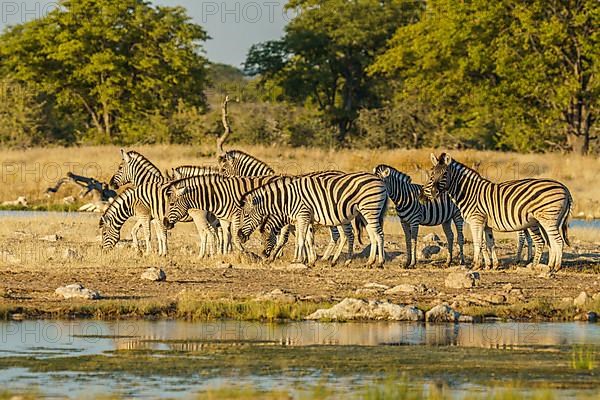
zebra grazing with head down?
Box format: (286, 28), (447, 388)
(99, 187), (151, 252)
(163, 174), (283, 255)
(421, 153), (572, 273)
(218, 150), (274, 177)
(239, 172), (388, 267)
(374, 164), (465, 267)
(110, 150), (220, 257)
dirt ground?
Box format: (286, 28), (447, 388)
(0, 213), (599, 318)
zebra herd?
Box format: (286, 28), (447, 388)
(99, 149), (572, 274)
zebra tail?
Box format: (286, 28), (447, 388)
(561, 192), (573, 247)
(353, 215), (365, 245)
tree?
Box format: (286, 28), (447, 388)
(0, 78), (44, 146)
(372, 0), (599, 154)
(245, 0), (420, 146)
(0, 0), (209, 144)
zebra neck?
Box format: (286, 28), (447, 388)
(392, 183), (421, 208)
(447, 163), (490, 209)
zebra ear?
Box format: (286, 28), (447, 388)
(175, 186), (187, 197)
(441, 154), (452, 166)
(121, 149), (130, 162)
(430, 153), (439, 166)
(98, 217), (104, 228)
(380, 167), (391, 178)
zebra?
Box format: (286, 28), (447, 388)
(420, 153), (572, 273)
(239, 172), (388, 267)
(218, 150), (274, 177)
(166, 165), (220, 180)
(99, 187), (152, 252)
(373, 164), (465, 267)
(163, 174), (283, 255)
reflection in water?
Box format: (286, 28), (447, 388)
(1, 320), (599, 356)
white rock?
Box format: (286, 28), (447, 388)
(574, 291), (589, 307)
(425, 303), (460, 323)
(445, 271), (480, 289)
(364, 282), (390, 290)
(384, 284), (417, 295)
(2, 196), (28, 207)
(63, 196), (76, 205)
(55, 284), (100, 300)
(40, 234), (61, 242)
(255, 288), (296, 303)
(141, 267), (166, 282)
(305, 298), (424, 321)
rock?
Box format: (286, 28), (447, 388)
(141, 267), (166, 282)
(55, 284), (100, 300)
(255, 288), (297, 303)
(305, 298), (424, 321)
(364, 282), (390, 290)
(62, 248), (80, 260)
(287, 263), (308, 272)
(426, 303), (460, 323)
(63, 196), (76, 205)
(421, 245), (441, 259)
(458, 315), (475, 323)
(0, 250), (21, 264)
(40, 234), (61, 242)
(385, 284), (417, 295)
(422, 233), (441, 243)
(574, 291), (589, 307)
(444, 271), (480, 289)
(2, 196), (28, 207)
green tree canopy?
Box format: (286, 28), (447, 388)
(372, 0), (599, 154)
(0, 0), (209, 144)
(245, 0), (421, 146)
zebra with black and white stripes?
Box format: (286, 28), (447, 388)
(99, 187), (152, 252)
(167, 165), (220, 180)
(239, 172), (388, 267)
(420, 153), (572, 273)
(218, 150), (274, 177)
(374, 164), (465, 267)
(163, 174), (283, 255)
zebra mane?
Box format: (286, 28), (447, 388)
(442, 154), (483, 180)
(125, 151), (164, 179)
(100, 187), (136, 226)
(219, 150), (274, 173)
(374, 164), (412, 184)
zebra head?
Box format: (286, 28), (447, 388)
(163, 185), (190, 230)
(99, 216), (119, 249)
(109, 149), (132, 188)
(238, 191), (269, 243)
(110, 149), (164, 188)
(420, 153), (452, 202)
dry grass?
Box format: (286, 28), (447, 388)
(0, 145), (598, 217)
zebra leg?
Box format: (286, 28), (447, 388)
(516, 231), (525, 263)
(365, 219), (385, 268)
(269, 224), (292, 262)
(441, 221), (454, 267)
(409, 224), (418, 267)
(483, 227), (500, 269)
(294, 218), (311, 265)
(154, 220), (168, 256)
(525, 229), (533, 262)
(130, 218), (144, 252)
(220, 220), (232, 254)
(538, 219), (564, 273)
(343, 223), (355, 266)
(305, 225), (317, 265)
(528, 224), (545, 268)
(469, 222), (485, 270)
(401, 222), (412, 268)
(142, 216), (152, 255)
(321, 227), (339, 261)
(454, 215), (466, 265)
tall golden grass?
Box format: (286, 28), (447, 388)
(0, 144), (598, 217)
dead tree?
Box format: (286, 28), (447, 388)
(46, 172), (116, 202)
(216, 95), (232, 156)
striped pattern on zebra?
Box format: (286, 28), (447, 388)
(421, 153), (572, 273)
(239, 172), (388, 267)
(99, 187), (152, 253)
(167, 165), (220, 180)
(218, 150), (274, 177)
(163, 174), (283, 255)
(373, 164), (465, 267)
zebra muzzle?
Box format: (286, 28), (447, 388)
(163, 218), (175, 230)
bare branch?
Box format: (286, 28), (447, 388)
(217, 95), (232, 156)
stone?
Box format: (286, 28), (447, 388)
(458, 315), (475, 323)
(287, 263), (308, 272)
(305, 298), (424, 322)
(425, 303), (460, 323)
(55, 284), (100, 300)
(444, 271), (480, 289)
(354, 288), (380, 297)
(63, 196), (76, 205)
(40, 234), (61, 242)
(421, 245), (441, 259)
(364, 282), (390, 290)
(384, 284), (417, 295)
(1, 196), (28, 207)
(141, 267), (166, 282)
(255, 288), (297, 303)
(573, 291), (589, 307)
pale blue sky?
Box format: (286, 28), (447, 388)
(0, 0), (289, 67)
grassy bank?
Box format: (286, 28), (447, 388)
(1, 145), (599, 218)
